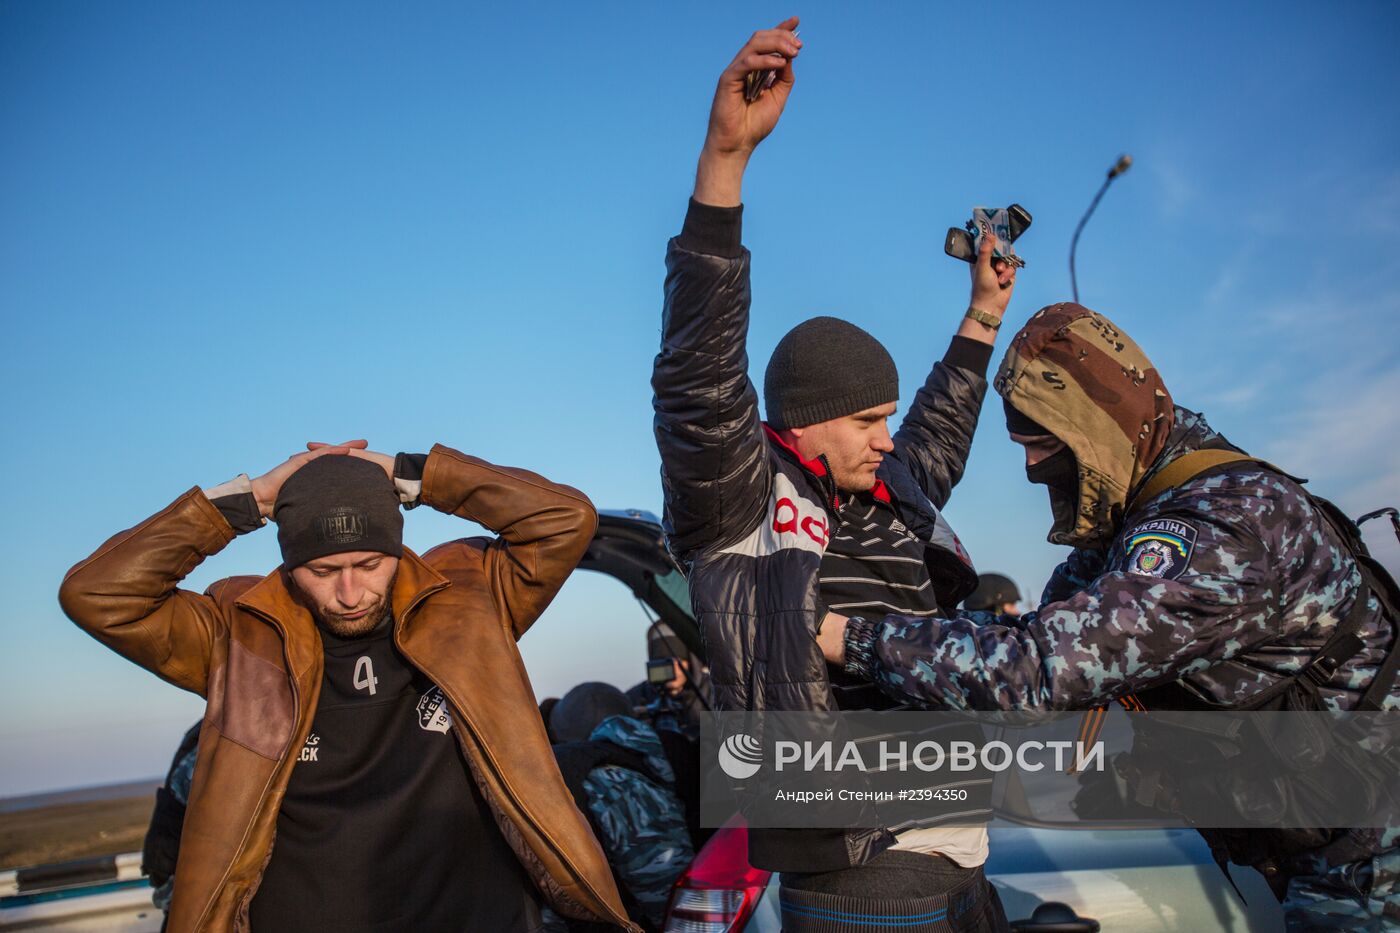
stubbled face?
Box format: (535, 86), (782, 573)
(788, 403), (897, 494)
(288, 551), (400, 638)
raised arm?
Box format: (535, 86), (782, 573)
(419, 444), (597, 639)
(58, 446), (354, 695)
(892, 233), (1018, 508)
(651, 20), (802, 559)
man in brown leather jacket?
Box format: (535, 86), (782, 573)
(59, 441), (637, 933)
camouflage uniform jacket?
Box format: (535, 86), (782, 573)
(580, 716), (694, 929)
(844, 407), (1399, 713)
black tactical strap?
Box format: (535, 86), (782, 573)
(1296, 583), (1371, 694)
(1359, 610), (1400, 712)
(1311, 498), (1400, 711)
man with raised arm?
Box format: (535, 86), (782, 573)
(60, 441), (639, 933)
(652, 18), (1017, 932)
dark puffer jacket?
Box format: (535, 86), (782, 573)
(651, 201), (987, 871)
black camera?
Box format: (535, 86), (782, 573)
(646, 657), (676, 685)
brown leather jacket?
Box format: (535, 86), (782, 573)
(59, 444), (638, 932)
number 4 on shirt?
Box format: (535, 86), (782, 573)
(354, 656), (379, 696)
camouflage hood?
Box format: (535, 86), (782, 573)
(994, 303), (1175, 548)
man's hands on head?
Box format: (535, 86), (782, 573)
(957, 231), (1019, 345)
(250, 443), (361, 519)
(306, 440), (395, 481)
(249, 440), (397, 519)
(693, 17), (801, 207)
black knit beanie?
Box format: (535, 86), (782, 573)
(764, 316), (899, 430)
(550, 682), (633, 743)
(274, 456), (404, 568)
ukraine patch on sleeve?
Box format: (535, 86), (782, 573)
(1122, 518), (1198, 580)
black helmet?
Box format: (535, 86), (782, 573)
(963, 573), (1020, 612)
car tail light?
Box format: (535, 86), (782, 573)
(664, 817), (771, 932)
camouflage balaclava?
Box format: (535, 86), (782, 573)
(994, 303), (1174, 549)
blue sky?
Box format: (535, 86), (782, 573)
(2, 2), (1397, 796)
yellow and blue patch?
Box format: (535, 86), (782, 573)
(1122, 518), (1198, 580)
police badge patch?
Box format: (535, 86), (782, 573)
(1122, 518), (1198, 580)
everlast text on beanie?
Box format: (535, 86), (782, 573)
(274, 456), (404, 569)
(764, 316), (899, 430)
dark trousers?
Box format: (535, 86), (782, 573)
(779, 850), (1009, 932)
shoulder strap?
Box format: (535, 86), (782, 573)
(1308, 500), (1400, 711)
(1358, 615), (1400, 711)
(1127, 449), (1260, 514)
(1125, 449), (1400, 711)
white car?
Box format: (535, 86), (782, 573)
(662, 819), (1284, 932)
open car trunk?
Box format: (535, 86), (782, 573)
(575, 509), (704, 661)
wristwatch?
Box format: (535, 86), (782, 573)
(964, 306), (1002, 330)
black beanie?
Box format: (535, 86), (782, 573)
(764, 316), (898, 430)
(274, 456), (404, 568)
(550, 682), (633, 743)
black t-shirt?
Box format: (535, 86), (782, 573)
(249, 619), (541, 933)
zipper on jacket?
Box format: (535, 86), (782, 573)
(219, 605), (309, 933)
(234, 826), (279, 932)
(817, 454), (842, 512)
